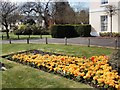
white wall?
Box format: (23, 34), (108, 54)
(90, 0), (120, 36)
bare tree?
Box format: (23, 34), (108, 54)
(105, 5), (116, 37)
(20, 1), (52, 29)
(0, 1), (18, 39)
(75, 9), (89, 24)
(32, 0), (52, 29)
(20, 2), (36, 18)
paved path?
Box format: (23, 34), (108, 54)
(1, 37), (120, 48)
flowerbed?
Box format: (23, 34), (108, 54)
(3, 50), (120, 89)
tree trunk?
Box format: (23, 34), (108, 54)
(44, 19), (49, 29)
(5, 26), (10, 39)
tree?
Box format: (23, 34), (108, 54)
(68, 2), (89, 24)
(105, 5), (116, 37)
(20, 2), (36, 18)
(20, 1), (52, 29)
(52, 1), (75, 24)
(75, 9), (89, 24)
(32, 0), (52, 29)
(24, 18), (36, 25)
(0, 1), (18, 39)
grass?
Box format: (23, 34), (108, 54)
(1, 32), (52, 40)
(2, 44), (113, 58)
(1, 58), (92, 88)
(1, 43), (114, 88)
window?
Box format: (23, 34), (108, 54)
(101, 15), (108, 31)
(101, 0), (108, 4)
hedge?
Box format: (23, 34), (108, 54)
(51, 25), (79, 38)
(99, 32), (120, 37)
(75, 25), (91, 37)
(51, 24), (91, 38)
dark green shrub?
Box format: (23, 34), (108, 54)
(32, 25), (41, 35)
(22, 26), (32, 35)
(41, 29), (50, 35)
(51, 25), (79, 38)
(14, 29), (23, 35)
(51, 24), (91, 38)
(75, 24), (91, 37)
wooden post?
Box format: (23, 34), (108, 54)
(115, 39), (117, 49)
(27, 38), (29, 44)
(29, 35), (30, 39)
(2, 35), (3, 40)
(18, 35), (19, 39)
(40, 34), (42, 39)
(65, 37), (67, 45)
(9, 39), (11, 44)
(88, 38), (90, 47)
(45, 37), (48, 44)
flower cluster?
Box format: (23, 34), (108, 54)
(12, 53), (120, 89)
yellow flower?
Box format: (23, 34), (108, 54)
(115, 84), (119, 89)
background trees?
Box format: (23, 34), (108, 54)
(52, 1), (75, 24)
(0, 1), (18, 39)
(20, 1), (52, 29)
(0, 0), (89, 39)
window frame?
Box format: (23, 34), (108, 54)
(101, 0), (108, 5)
(101, 15), (108, 31)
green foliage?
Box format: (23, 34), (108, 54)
(18, 24), (26, 30)
(99, 32), (120, 37)
(51, 24), (91, 38)
(51, 25), (79, 38)
(14, 24), (32, 35)
(31, 25), (42, 35)
(75, 24), (91, 37)
(2, 44), (113, 58)
(14, 24), (49, 35)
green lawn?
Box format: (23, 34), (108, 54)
(1, 44), (114, 88)
(1, 32), (52, 40)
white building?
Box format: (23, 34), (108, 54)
(90, 0), (120, 36)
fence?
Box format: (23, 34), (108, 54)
(1, 37), (120, 49)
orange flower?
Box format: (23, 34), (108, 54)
(90, 56), (95, 62)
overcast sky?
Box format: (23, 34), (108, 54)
(8, 0), (89, 9)
(9, 0), (89, 3)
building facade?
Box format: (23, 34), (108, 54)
(90, 0), (120, 36)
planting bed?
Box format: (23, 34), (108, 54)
(2, 49), (120, 89)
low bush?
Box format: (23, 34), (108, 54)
(99, 32), (120, 37)
(14, 24), (49, 35)
(51, 24), (91, 38)
(32, 25), (42, 35)
(14, 24), (32, 35)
